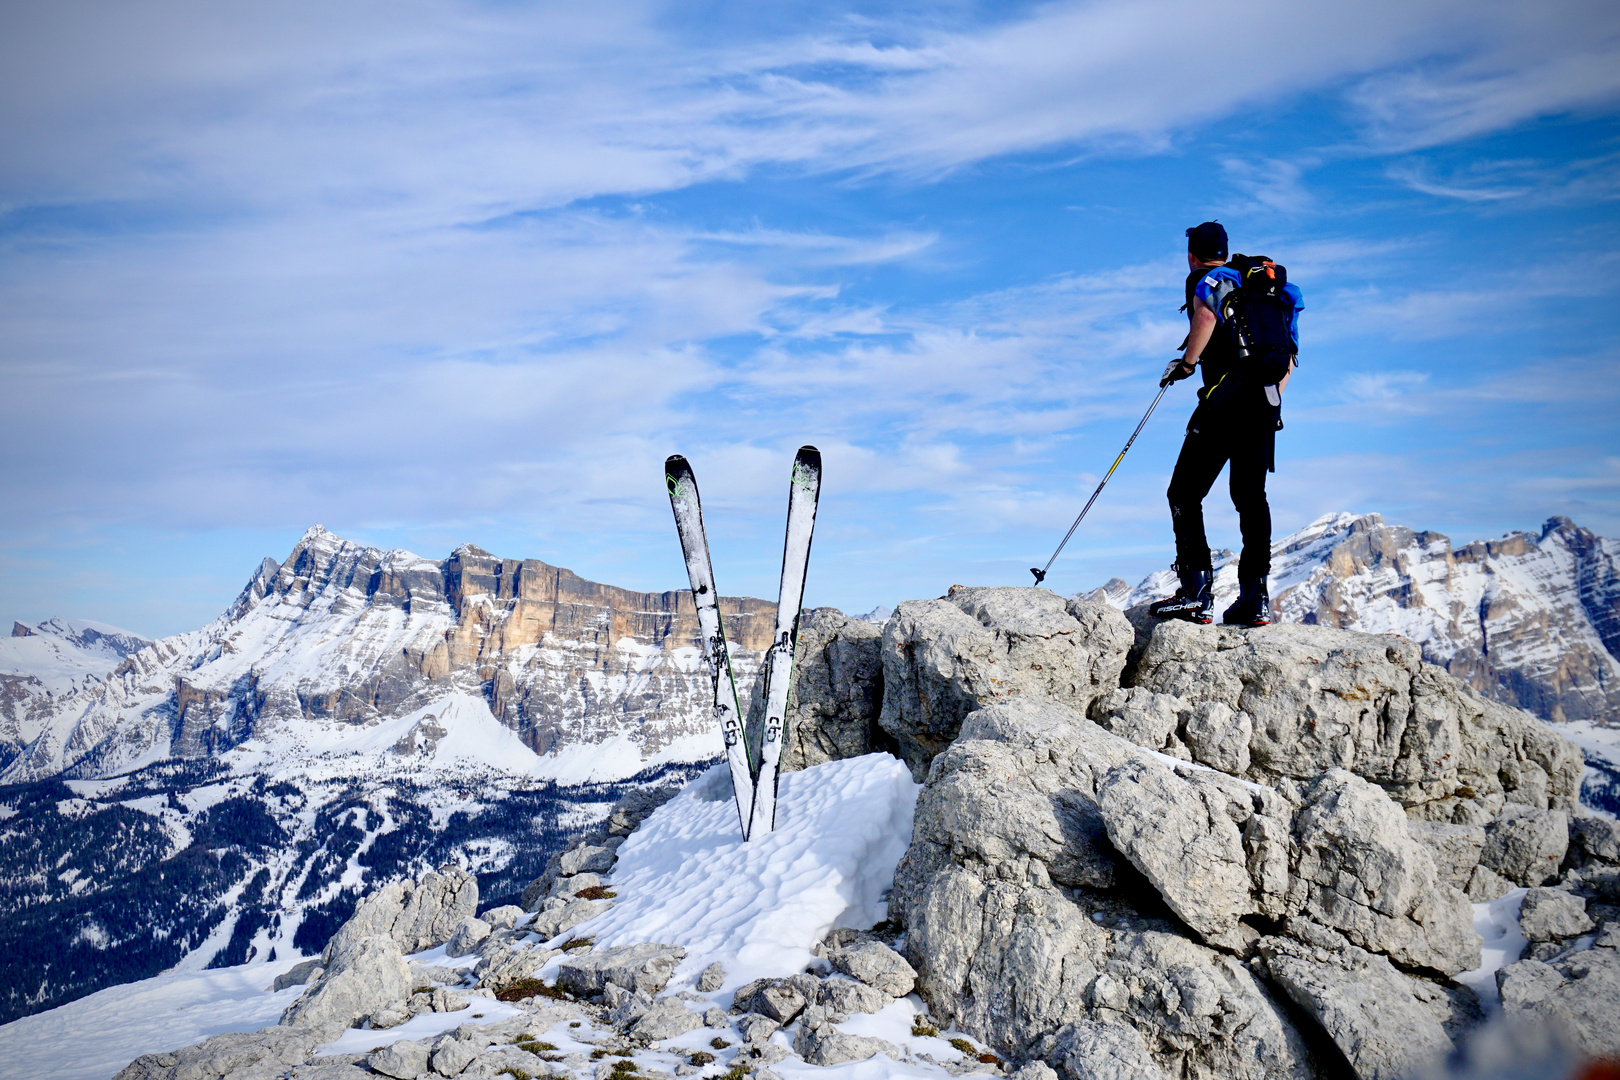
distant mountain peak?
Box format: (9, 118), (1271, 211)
(1093, 512), (1620, 726)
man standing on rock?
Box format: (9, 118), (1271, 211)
(1150, 221), (1302, 627)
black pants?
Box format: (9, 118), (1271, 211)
(1167, 419), (1274, 582)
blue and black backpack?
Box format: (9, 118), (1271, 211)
(1221, 254), (1299, 389)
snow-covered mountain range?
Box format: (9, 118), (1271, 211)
(3, 525), (776, 785)
(3, 513), (1616, 1035)
(0, 527), (775, 1025)
(1090, 512), (1620, 728)
(1, 618), (153, 739)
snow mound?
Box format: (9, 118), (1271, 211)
(544, 753), (919, 994)
(0, 956), (308, 1080)
(1457, 889), (1529, 1008)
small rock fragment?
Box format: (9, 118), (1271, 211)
(630, 998), (703, 1041)
(271, 959), (324, 992)
(480, 905), (527, 930)
(429, 1039), (477, 1077)
(736, 1012), (780, 1045)
(1519, 888), (1596, 942)
(444, 917), (491, 959)
(557, 942), (686, 997)
(828, 940), (917, 997)
(368, 1039), (430, 1080)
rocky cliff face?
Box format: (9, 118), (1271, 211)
(1094, 513), (1620, 727)
(788, 587), (1618, 1077)
(2, 526), (775, 784)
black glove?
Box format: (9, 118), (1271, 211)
(1161, 358), (1195, 387)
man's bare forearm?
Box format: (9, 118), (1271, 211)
(1183, 304), (1216, 365)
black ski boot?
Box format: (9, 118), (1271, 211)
(1223, 580), (1271, 627)
(1149, 566), (1213, 624)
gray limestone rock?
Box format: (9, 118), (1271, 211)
(473, 942), (554, 991)
(550, 872), (605, 899)
(111, 1027), (317, 1080)
(479, 905), (527, 931)
(281, 934), (415, 1038)
(521, 787), (672, 910)
(1497, 947), (1620, 1059)
(444, 917), (491, 958)
(1481, 806), (1570, 887)
(696, 961), (725, 993)
(1048, 1019), (1167, 1080)
(878, 588), (1132, 778)
(629, 998), (703, 1041)
(818, 977), (889, 1015)
(605, 983), (653, 1027)
(1092, 687), (1181, 751)
(287, 1065), (373, 1080)
(556, 942), (685, 997)
(828, 939), (917, 997)
(559, 843), (619, 876)
(1258, 934), (1452, 1080)
(1406, 820), (1487, 891)
(767, 608), (890, 773)
(1289, 769), (1480, 975)
(702, 1006), (728, 1027)
(369, 1003), (411, 1030)
(1094, 688), (1256, 775)
(731, 975), (819, 1024)
(1571, 814), (1620, 866)
(1010, 1064), (1059, 1080)
(531, 897), (609, 939)
(325, 865), (478, 957)
(899, 698), (1127, 899)
(900, 854), (1313, 1075)
(270, 959), (324, 992)
(1464, 862), (1515, 902)
(416, 964), (470, 986)
(1126, 619), (1582, 818)
(1519, 888), (1596, 942)
(369, 1040), (431, 1080)
(736, 1012), (781, 1044)
(892, 694), (1466, 1079)
(793, 1023), (901, 1066)
(1095, 758), (1252, 941)
(470, 1046), (548, 1079)
(1181, 700), (1253, 775)
(429, 1039), (477, 1077)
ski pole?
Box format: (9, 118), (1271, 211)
(1030, 383), (1169, 585)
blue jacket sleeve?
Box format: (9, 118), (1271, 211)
(1284, 282), (1303, 351)
(1194, 267), (1240, 321)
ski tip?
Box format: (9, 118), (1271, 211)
(795, 445), (821, 464)
(666, 454), (690, 470)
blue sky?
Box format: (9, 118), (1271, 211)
(3, 0), (1618, 637)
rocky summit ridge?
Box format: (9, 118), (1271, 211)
(97, 585), (1620, 1080)
(1093, 512), (1620, 728)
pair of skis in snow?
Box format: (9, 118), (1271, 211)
(665, 447), (821, 840)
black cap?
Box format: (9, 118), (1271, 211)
(1185, 221), (1227, 261)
